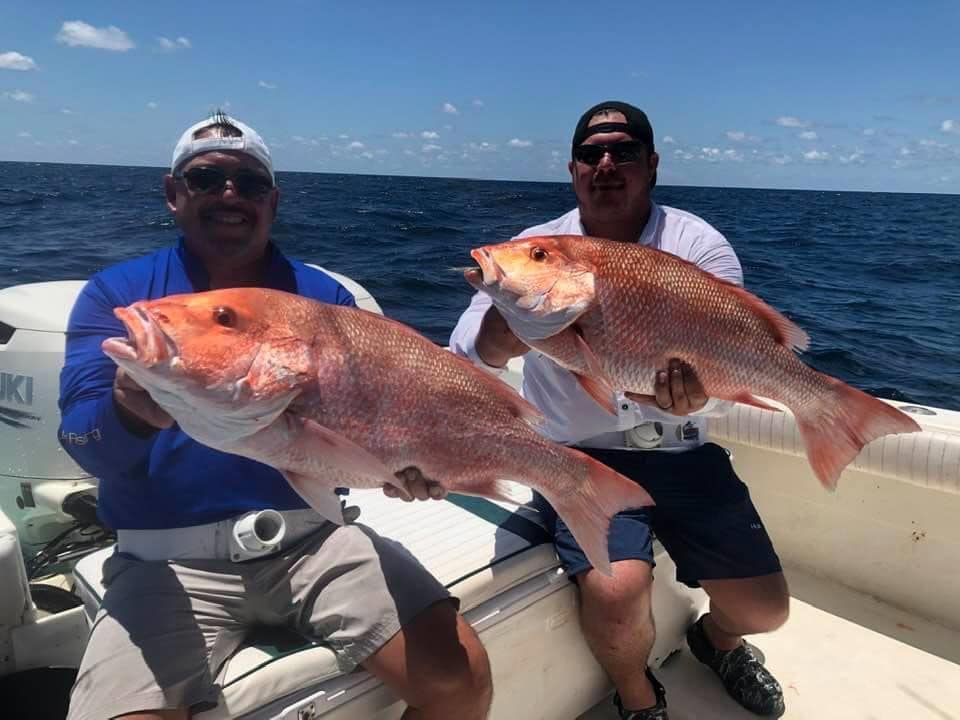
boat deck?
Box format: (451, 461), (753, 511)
(581, 566), (960, 720)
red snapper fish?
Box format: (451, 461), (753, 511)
(465, 235), (921, 489)
(101, 287), (654, 574)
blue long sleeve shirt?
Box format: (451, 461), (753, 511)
(58, 238), (355, 530)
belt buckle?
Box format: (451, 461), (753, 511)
(625, 422), (663, 449)
(228, 510), (287, 563)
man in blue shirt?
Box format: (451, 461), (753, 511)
(59, 112), (492, 720)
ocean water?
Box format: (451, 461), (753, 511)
(1, 161), (958, 410)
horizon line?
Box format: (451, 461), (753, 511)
(0, 158), (957, 197)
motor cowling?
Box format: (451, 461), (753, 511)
(0, 281), (93, 549)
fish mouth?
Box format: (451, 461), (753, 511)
(103, 305), (179, 367)
(467, 247), (504, 287)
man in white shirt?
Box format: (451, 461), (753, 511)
(450, 101), (788, 719)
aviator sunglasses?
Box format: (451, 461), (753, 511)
(176, 166), (274, 200)
(572, 140), (647, 166)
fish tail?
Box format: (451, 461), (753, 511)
(795, 374), (921, 490)
(541, 451), (655, 577)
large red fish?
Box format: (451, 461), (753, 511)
(465, 235), (920, 489)
(100, 287), (653, 574)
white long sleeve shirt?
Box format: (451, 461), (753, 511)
(449, 203), (743, 451)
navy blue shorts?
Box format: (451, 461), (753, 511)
(532, 443), (781, 588)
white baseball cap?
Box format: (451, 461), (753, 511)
(170, 113), (274, 183)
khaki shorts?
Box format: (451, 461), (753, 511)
(67, 522), (452, 720)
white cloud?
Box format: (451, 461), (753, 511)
(17, 131), (31, 138)
(862, 128), (876, 136)
(700, 147), (721, 160)
(57, 21), (135, 51)
(258, 80), (277, 89)
(508, 138), (533, 148)
(421, 130), (440, 139)
(359, 151), (374, 159)
(403, 149), (415, 156)
(900, 147), (911, 156)
(942, 119), (959, 134)
(803, 149), (829, 161)
(442, 102), (458, 115)
(838, 150), (865, 165)
(146, 101), (158, 109)
(776, 116), (809, 128)
(0, 51), (37, 71)
(292, 135), (305, 143)
(725, 131), (746, 142)
(662, 135), (676, 144)
(347, 141), (365, 150)
(338, 134), (349, 140)
(723, 149), (744, 162)
(68, 139), (79, 146)
(391, 132), (409, 139)
(3, 90), (34, 103)
(799, 130), (818, 140)
(422, 143), (442, 153)
(61, 108), (73, 114)
(468, 141), (496, 152)
(158, 36), (190, 52)
(472, 99), (484, 107)
(771, 154), (792, 165)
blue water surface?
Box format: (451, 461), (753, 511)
(1, 161), (957, 410)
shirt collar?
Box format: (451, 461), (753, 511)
(575, 201), (663, 246)
(175, 236), (298, 293)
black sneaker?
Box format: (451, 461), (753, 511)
(613, 667), (669, 720)
(686, 615), (785, 717)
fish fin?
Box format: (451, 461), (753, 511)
(570, 332), (617, 415)
(463, 479), (532, 506)
(723, 283), (810, 351)
(574, 373), (618, 415)
(794, 375), (921, 490)
(732, 392), (783, 412)
(281, 470), (348, 524)
(292, 417), (409, 494)
(624, 392), (658, 407)
(667, 253), (810, 352)
(540, 450), (655, 577)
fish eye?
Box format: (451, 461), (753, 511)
(213, 306), (236, 327)
(530, 246), (548, 261)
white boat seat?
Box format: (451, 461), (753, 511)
(73, 490), (558, 717)
(73, 489), (703, 719)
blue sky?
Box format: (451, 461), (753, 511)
(1, 1), (959, 193)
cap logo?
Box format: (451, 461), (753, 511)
(578, 122), (636, 144)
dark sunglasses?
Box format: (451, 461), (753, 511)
(572, 140), (647, 166)
(177, 166), (274, 200)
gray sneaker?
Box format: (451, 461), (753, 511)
(613, 667), (669, 720)
(686, 615), (785, 717)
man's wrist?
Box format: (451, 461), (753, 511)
(112, 396), (161, 438)
(475, 334), (511, 368)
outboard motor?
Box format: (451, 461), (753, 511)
(0, 281), (96, 556)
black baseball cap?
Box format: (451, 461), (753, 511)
(572, 100), (655, 150)
(571, 101), (656, 188)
